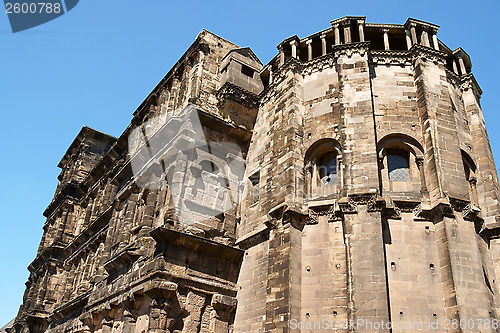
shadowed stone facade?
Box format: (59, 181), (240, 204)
(12, 16), (500, 333)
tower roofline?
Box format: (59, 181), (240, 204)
(57, 126), (116, 169)
(330, 16), (366, 25)
(405, 17), (440, 31)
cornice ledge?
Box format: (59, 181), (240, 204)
(28, 244), (66, 274)
(332, 41), (371, 58)
(410, 44), (447, 65)
(481, 216), (500, 239)
(216, 82), (259, 109)
(444, 67), (462, 85)
(50, 291), (90, 322)
(302, 52), (337, 75)
(370, 50), (411, 66)
(43, 182), (81, 218)
(308, 201), (342, 224)
(413, 201), (454, 221)
(235, 220), (271, 250)
(460, 73), (483, 96)
(331, 16), (366, 26)
(259, 57), (302, 105)
(365, 23), (405, 29)
(150, 227), (244, 262)
(404, 18), (440, 32)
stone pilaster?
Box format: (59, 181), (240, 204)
(411, 46), (469, 203)
(461, 76), (500, 226)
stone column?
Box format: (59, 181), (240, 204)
(306, 39), (312, 61)
(121, 294), (143, 333)
(142, 189), (158, 230)
(333, 24), (340, 45)
(55, 208), (69, 241)
(278, 46), (285, 66)
(382, 29), (390, 51)
(167, 76), (179, 111)
(416, 157), (428, 195)
(122, 189), (139, 244)
(148, 299), (169, 333)
(190, 50), (205, 102)
(357, 20), (365, 42)
(144, 280), (179, 332)
(320, 33), (327, 55)
(209, 294), (237, 333)
(268, 68), (273, 84)
(469, 177), (479, 206)
(337, 155), (344, 188)
(410, 23), (417, 45)
(458, 57), (467, 75)
(405, 30), (412, 49)
(432, 32), (439, 50)
(290, 40), (299, 59)
(343, 23), (351, 44)
(312, 162), (318, 194)
(421, 28), (430, 47)
(453, 60), (459, 75)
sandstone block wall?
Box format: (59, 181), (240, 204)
(13, 16), (500, 333)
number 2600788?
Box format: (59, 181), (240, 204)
(5, 3), (62, 14)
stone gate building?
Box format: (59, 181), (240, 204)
(12, 16), (500, 333)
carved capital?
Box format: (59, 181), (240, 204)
(463, 203), (481, 222)
(367, 195), (385, 212)
(414, 202), (454, 221)
(332, 41), (370, 58)
(338, 197), (357, 214)
(144, 280), (178, 299)
(308, 205), (340, 224)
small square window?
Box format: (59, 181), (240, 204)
(241, 64), (255, 78)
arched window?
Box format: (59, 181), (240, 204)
(305, 139), (342, 199)
(378, 134), (425, 195)
(318, 151), (337, 186)
(387, 149), (410, 182)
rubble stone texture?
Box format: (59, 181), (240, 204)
(12, 16), (500, 333)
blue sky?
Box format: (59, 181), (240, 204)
(1, 0), (499, 326)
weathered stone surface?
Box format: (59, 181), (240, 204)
(13, 16), (500, 333)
